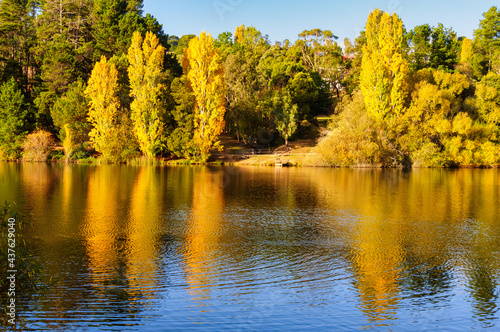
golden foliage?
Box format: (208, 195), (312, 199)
(128, 31), (167, 158)
(312, 91), (383, 166)
(85, 56), (120, 158)
(475, 73), (500, 124)
(460, 38), (473, 64)
(185, 31), (226, 162)
(360, 9), (408, 120)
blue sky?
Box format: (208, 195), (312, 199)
(143, 0), (498, 46)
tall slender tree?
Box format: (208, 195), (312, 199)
(185, 31), (226, 162)
(128, 31), (167, 158)
(85, 55), (120, 158)
(360, 9), (408, 120)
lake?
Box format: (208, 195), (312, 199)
(1, 163), (499, 331)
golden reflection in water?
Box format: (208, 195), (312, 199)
(464, 172), (500, 326)
(466, 235), (500, 325)
(83, 166), (123, 279)
(305, 169), (407, 324)
(183, 168), (225, 301)
(19, 163), (59, 222)
(351, 217), (404, 324)
(0, 163), (21, 202)
(304, 168), (500, 325)
(127, 166), (162, 298)
(61, 165), (73, 225)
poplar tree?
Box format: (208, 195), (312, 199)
(460, 38), (473, 64)
(458, 37), (474, 77)
(85, 56), (120, 158)
(360, 9), (408, 121)
(127, 31), (166, 159)
(185, 31), (226, 162)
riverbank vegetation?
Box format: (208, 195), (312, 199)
(0, 1), (499, 167)
(1, 202), (43, 329)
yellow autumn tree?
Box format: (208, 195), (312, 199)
(460, 38), (473, 64)
(85, 56), (120, 159)
(458, 37), (474, 77)
(185, 31), (226, 162)
(360, 9), (408, 121)
(128, 31), (167, 159)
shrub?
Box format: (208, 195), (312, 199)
(479, 141), (500, 166)
(22, 130), (55, 162)
(312, 90), (385, 166)
(48, 149), (65, 161)
(410, 142), (450, 167)
(71, 143), (92, 160)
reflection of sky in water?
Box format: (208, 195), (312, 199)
(0, 163), (499, 331)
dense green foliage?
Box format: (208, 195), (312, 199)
(0, 3), (499, 166)
(0, 78), (28, 159)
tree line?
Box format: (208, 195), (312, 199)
(0, 1), (499, 166)
(315, 7), (500, 167)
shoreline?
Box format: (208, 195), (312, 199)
(1, 155), (498, 169)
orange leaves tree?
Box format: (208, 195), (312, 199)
(185, 31), (226, 162)
(128, 31), (167, 159)
(85, 56), (120, 159)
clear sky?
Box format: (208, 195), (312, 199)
(143, 0), (498, 46)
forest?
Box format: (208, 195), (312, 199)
(0, 1), (499, 167)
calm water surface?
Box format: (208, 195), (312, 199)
(1, 163), (499, 331)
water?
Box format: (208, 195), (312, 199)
(1, 163), (499, 331)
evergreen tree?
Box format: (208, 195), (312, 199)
(91, 0), (168, 60)
(0, 0), (38, 92)
(407, 24), (432, 71)
(35, 0), (93, 129)
(407, 24), (459, 72)
(429, 24), (459, 71)
(474, 6), (500, 74)
(0, 78), (28, 159)
(51, 79), (91, 146)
